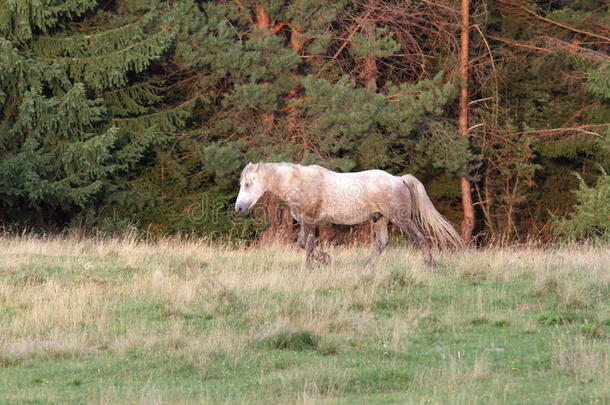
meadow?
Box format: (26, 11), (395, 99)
(0, 235), (608, 404)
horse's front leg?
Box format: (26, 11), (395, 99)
(365, 216), (389, 270)
(297, 223), (330, 271)
(297, 222), (315, 271)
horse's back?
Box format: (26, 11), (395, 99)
(313, 167), (408, 224)
(326, 168), (403, 189)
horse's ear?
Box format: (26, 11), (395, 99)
(254, 162), (261, 172)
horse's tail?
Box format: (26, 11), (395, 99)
(401, 174), (463, 249)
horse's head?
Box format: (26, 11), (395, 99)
(235, 162), (266, 215)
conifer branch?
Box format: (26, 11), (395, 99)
(329, 8), (374, 60)
(38, 29), (170, 62)
(496, 0), (610, 43)
(35, 14), (153, 43)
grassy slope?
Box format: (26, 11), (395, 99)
(0, 236), (608, 404)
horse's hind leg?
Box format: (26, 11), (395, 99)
(394, 218), (436, 268)
(365, 215), (389, 270)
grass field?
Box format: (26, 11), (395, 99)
(0, 236), (608, 404)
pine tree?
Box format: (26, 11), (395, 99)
(158, 0), (468, 238)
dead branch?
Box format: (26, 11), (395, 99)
(487, 34), (552, 53)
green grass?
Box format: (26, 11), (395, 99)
(0, 236), (608, 404)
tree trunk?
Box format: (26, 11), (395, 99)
(459, 0), (475, 243)
(255, 6), (270, 30)
(286, 26), (305, 144)
(363, 50), (377, 87)
(362, 0), (377, 88)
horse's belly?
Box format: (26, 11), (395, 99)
(318, 176), (397, 224)
(318, 200), (376, 225)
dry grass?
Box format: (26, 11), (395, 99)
(0, 235), (608, 403)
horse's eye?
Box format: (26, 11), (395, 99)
(245, 182), (251, 188)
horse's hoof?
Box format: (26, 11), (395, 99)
(320, 253), (331, 265)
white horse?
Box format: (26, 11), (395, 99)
(235, 162), (462, 269)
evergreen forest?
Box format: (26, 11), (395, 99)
(1, 0), (609, 242)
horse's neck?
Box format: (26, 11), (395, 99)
(263, 164), (292, 201)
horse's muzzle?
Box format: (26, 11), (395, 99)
(235, 202), (250, 215)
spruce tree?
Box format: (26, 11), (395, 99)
(174, 1), (465, 174)
(156, 0), (467, 236)
(0, 0), (192, 227)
